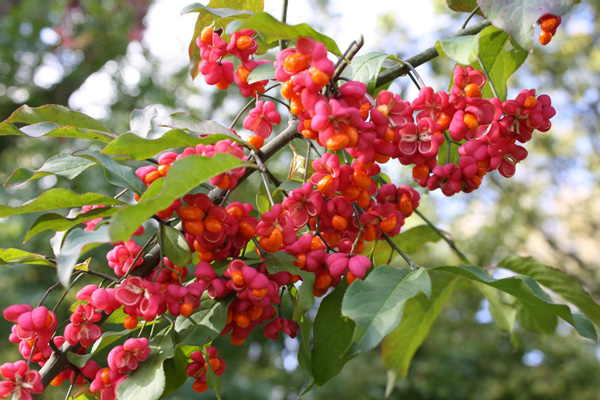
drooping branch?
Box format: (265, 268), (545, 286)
(37, 19), (491, 389)
(375, 20), (491, 88)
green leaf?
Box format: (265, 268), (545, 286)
(102, 129), (248, 161)
(437, 140), (461, 166)
(118, 330), (174, 400)
(350, 52), (396, 94)
(161, 345), (197, 398)
(342, 266), (431, 356)
(265, 252), (315, 321)
(273, 180), (304, 194)
(74, 150), (146, 196)
(109, 154), (253, 241)
(517, 302), (558, 335)
(160, 225), (192, 267)
(475, 26), (528, 100)
(297, 316), (313, 375)
(0, 248), (55, 267)
(0, 189), (124, 218)
(475, 282), (517, 334)
(182, 3), (254, 18)
(247, 62), (275, 83)
(498, 256), (600, 328)
(57, 225), (111, 287)
(477, 0), (574, 51)
(174, 293), (233, 345)
(0, 104), (115, 142)
(374, 225), (443, 266)
(104, 307), (129, 325)
(202, 345), (223, 400)
(130, 105), (157, 138)
(436, 34), (480, 65)
(186, 0), (264, 79)
(256, 193), (270, 215)
(67, 329), (131, 367)
(4, 153), (95, 188)
(433, 265), (597, 341)
(447, 0), (479, 12)
(381, 275), (458, 389)
(226, 12), (341, 56)
(311, 282), (355, 386)
(25, 207), (117, 242)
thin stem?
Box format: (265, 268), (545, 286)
(122, 234), (156, 280)
(303, 140), (311, 184)
(478, 56), (499, 99)
(251, 150), (275, 205)
(27, 338), (39, 365)
(52, 273), (85, 313)
(462, 6), (481, 29)
(350, 204), (364, 254)
(315, 216), (334, 252)
(259, 93), (290, 110)
(444, 132), (452, 162)
(252, 237), (267, 258)
(38, 281), (62, 307)
(381, 233), (420, 270)
(414, 209), (472, 264)
(230, 98), (257, 129)
(404, 62), (425, 89)
(115, 188), (128, 199)
(63, 378), (76, 400)
(85, 269), (118, 282)
(332, 36), (365, 83)
(376, 20), (491, 87)
(279, 0), (289, 50)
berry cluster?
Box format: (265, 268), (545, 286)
(0, 22), (557, 399)
(538, 14), (562, 45)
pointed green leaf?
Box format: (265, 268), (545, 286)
(475, 26), (528, 100)
(517, 302), (558, 335)
(382, 275), (458, 386)
(342, 266), (431, 356)
(109, 154), (253, 241)
(474, 282), (517, 334)
(182, 3), (254, 18)
(101, 129), (248, 161)
(311, 282), (355, 386)
(433, 265), (597, 340)
(4, 154), (95, 188)
(0, 189), (124, 218)
(117, 330), (174, 400)
(202, 345), (223, 400)
(57, 225), (111, 287)
(0, 249), (55, 267)
(74, 150), (146, 195)
(226, 12), (341, 56)
(25, 207), (117, 242)
(130, 106), (157, 138)
(174, 294), (233, 345)
(447, 0), (479, 12)
(477, 0), (575, 51)
(161, 345), (197, 399)
(256, 193), (270, 216)
(160, 225), (192, 267)
(67, 329), (132, 367)
(247, 62), (275, 83)
(374, 225), (443, 266)
(265, 252), (315, 321)
(350, 52), (398, 94)
(499, 256), (600, 327)
(436, 34), (480, 65)
(297, 316), (313, 375)
(0, 104), (115, 142)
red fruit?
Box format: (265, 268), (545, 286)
(123, 315), (138, 330)
(236, 35), (253, 50)
(464, 83), (481, 98)
(539, 30), (553, 45)
(284, 54), (310, 73)
(179, 303), (194, 317)
(178, 205), (204, 220)
(192, 381), (208, 393)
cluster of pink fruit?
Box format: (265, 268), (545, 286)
(0, 25), (556, 399)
